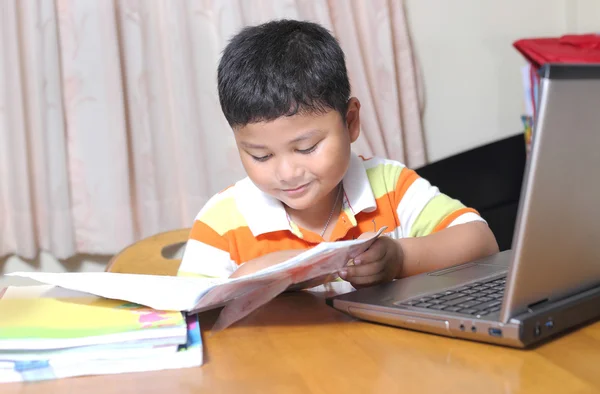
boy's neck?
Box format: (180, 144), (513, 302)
(285, 184), (343, 236)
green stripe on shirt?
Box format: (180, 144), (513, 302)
(409, 194), (465, 237)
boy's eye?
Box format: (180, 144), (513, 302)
(296, 144), (318, 154)
(250, 154), (272, 162)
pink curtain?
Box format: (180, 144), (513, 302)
(0, 0), (425, 259)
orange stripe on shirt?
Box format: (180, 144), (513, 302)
(223, 226), (314, 265)
(189, 220), (229, 252)
(432, 208), (480, 233)
(394, 167), (420, 206)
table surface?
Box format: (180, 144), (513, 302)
(3, 289), (600, 394)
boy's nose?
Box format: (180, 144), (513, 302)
(276, 157), (303, 184)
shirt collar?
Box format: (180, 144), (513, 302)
(235, 152), (377, 236)
(342, 152), (378, 215)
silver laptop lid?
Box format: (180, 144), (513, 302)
(501, 64), (600, 322)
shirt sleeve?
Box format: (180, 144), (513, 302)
(177, 194), (239, 279)
(394, 167), (486, 238)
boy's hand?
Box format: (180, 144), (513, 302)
(339, 233), (403, 288)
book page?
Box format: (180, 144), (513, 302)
(6, 272), (226, 311)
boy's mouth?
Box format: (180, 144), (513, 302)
(281, 182), (312, 196)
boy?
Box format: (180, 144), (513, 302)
(177, 20), (499, 289)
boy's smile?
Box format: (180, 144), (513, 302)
(281, 181), (312, 197)
(233, 99), (361, 232)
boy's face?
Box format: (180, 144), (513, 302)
(233, 98), (361, 212)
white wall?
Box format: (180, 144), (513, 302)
(405, 0), (600, 162)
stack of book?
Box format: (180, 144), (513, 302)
(0, 230), (384, 383)
(0, 286), (203, 383)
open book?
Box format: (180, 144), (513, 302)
(8, 228), (386, 331)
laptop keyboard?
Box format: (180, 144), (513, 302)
(397, 276), (506, 317)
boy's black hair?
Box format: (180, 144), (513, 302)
(217, 19), (351, 128)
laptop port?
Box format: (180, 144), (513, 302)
(545, 320), (554, 329)
(471, 326), (477, 333)
(488, 328), (503, 337)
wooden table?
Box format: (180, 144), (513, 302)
(3, 290), (600, 394)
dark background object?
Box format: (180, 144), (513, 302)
(415, 133), (527, 251)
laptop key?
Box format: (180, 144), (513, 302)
(457, 300), (482, 309)
(418, 297), (433, 302)
(429, 304), (446, 310)
(440, 293), (464, 301)
(444, 296), (475, 306)
(459, 308), (479, 314)
(415, 302), (433, 308)
(455, 286), (472, 292)
(476, 296), (493, 303)
(473, 300), (501, 310)
(444, 306), (462, 312)
(430, 299), (445, 305)
(489, 306), (501, 312)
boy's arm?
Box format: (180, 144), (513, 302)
(396, 220), (498, 278)
(394, 166), (499, 276)
(343, 221), (498, 286)
(342, 166), (499, 287)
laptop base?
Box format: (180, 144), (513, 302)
(327, 282), (600, 348)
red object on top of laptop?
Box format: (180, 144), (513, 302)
(514, 33), (600, 68)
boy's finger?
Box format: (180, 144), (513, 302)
(342, 262), (385, 278)
(354, 240), (386, 265)
(349, 272), (386, 286)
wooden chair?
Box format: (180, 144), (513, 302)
(105, 228), (191, 276)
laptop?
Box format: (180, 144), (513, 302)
(327, 64), (600, 348)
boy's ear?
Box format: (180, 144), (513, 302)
(345, 97), (361, 143)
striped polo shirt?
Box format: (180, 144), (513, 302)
(177, 152), (484, 278)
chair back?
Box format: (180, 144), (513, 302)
(105, 228), (191, 276)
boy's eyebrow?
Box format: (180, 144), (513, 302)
(240, 142), (267, 149)
(289, 129), (322, 144)
(240, 130), (323, 149)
